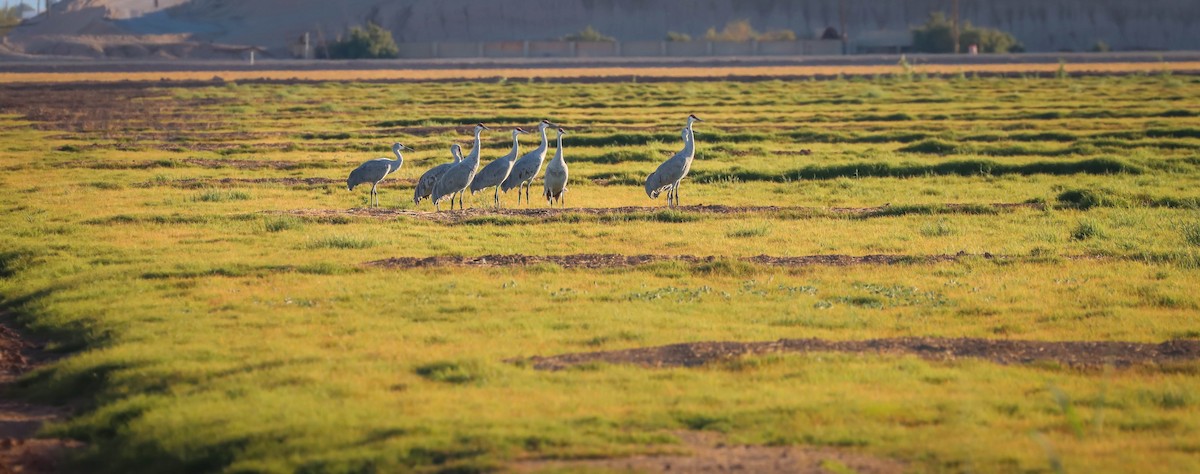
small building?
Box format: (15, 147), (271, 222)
(17, 3), (37, 20)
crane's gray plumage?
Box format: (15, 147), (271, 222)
(431, 124), (489, 211)
(543, 128), (569, 207)
(470, 127), (527, 208)
(414, 144), (462, 205)
(347, 142), (409, 207)
(645, 114), (701, 208)
(501, 119), (557, 205)
(644, 128), (691, 200)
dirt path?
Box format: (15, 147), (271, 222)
(523, 337), (1200, 371)
(144, 177), (344, 188)
(282, 202), (1041, 224)
(3, 60), (1200, 84)
(511, 430), (904, 474)
(364, 252), (990, 270)
(0, 321), (78, 474)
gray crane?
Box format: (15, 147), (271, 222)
(644, 115), (702, 208)
(469, 127), (528, 208)
(501, 119), (558, 205)
(347, 142), (411, 207)
(413, 144), (463, 205)
(542, 128), (569, 207)
(431, 123), (489, 211)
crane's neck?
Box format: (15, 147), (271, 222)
(553, 135), (564, 162)
(508, 132), (521, 160)
(537, 126), (550, 152)
(682, 130), (695, 156)
(686, 116), (696, 131)
(392, 148), (404, 166)
(468, 129), (483, 164)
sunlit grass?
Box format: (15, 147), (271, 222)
(0, 74), (1198, 473)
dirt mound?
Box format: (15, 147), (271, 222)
(524, 337), (1200, 371)
(0, 320), (80, 474)
(512, 431), (903, 474)
(364, 252), (991, 269)
(0, 325), (32, 377)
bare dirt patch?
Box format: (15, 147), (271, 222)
(280, 202), (1041, 224)
(144, 177), (344, 188)
(524, 337), (1200, 371)
(181, 158), (309, 170)
(511, 430), (903, 474)
(0, 320), (80, 474)
(364, 253), (979, 270)
(0, 82), (224, 134)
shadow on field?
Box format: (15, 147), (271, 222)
(522, 338), (1200, 371)
(281, 202), (1042, 224)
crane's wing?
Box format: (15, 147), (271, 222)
(347, 160), (388, 190)
(644, 155), (684, 198)
(470, 158), (506, 192)
(500, 160), (532, 192)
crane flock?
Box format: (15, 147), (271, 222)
(347, 115), (701, 211)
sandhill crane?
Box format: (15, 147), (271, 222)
(470, 127), (528, 208)
(431, 123), (489, 211)
(347, 142), (411, 207)
(413, 144), (463, 205)
(644, 115), (702, 208)
(501, 119), (557, 205)
(543, 128), (569, 207)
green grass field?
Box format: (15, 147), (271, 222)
(1, 72), (1200, 473)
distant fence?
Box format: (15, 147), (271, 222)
(293, 40), (843, 59)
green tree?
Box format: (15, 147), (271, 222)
(705, 19), (757, 41)
(912, 12), (1023, 54)
(563, 25), (614, 42)
(665, 31), (692, 42)
(704, 20), (797, 42)
(326, 22), (399, 59)
(911, 12), (956, 53)
(1, 5), (21, 36)
(757, 29), (797, 41)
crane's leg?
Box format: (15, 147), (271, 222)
(525, 182), (531, 207)
(458, 190), (464, 210)
(370, 183), (377, 207)
(515, 186), (521, 205)
(494, 186), (500, 209)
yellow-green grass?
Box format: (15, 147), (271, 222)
(1, 74), (1199, 473)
